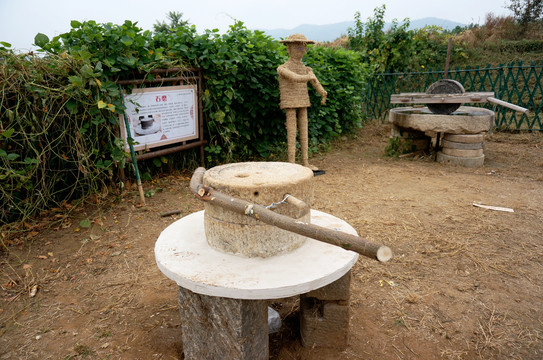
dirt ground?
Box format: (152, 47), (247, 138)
(1, 122), (542, 360)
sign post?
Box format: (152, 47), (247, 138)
(119, 85), (146, 205)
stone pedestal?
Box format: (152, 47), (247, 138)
(178, 287), (268, 360)
(390, 124), (431, 152)
(155, 210), (359, 359)
(300, 271), (351, 349)
(437, 133), (486, 167)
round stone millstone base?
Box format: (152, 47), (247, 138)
(440, 132), (486, 166)
(442, 147), (484, 157)
(443, 133), (485, 143)
(437, 151), (485, 168)
(202, 162), (315, 258)
(441, 139), (485, 150)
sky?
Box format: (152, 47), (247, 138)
(1, 0), (511, 52)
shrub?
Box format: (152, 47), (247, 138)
(304, 46), (370, 144)
(0, 51), (124, 223)
(347, 5), (453, 72)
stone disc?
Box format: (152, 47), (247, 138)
(443, 133), (485, 143)
(426, 79), (465, 115)
(441, 139), (484, 150)
(442, 147), (484, 157)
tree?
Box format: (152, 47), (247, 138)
(153, 11), (189, 34)
(506, 0), (543, 25)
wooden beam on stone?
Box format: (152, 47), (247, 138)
(390, 92), (495, 104)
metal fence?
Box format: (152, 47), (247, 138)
(363, 61), (543, 131)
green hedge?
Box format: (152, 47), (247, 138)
(0, 51), (125, 224)
(0, 21), (370, 223)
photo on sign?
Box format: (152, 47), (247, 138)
(119, 85), (198, 152)
(133, 113), (162, 137)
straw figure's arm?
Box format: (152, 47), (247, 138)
(307, 67), (327, 105)
(277, 64), (315, 83)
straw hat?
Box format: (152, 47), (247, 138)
(279, 33), (315, 44)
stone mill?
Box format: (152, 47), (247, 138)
(389, 79), (529, 167)
(154, 161), (391, 359)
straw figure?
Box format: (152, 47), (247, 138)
(277, 34), (327, 170)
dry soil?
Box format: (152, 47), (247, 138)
(1, 122), (542, 359)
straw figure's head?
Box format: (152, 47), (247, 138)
(280, 33), (315, 61)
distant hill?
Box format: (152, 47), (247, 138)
(258, 17), (466, 42)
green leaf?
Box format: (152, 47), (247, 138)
(121, 35), (133, 46)
(97, 100), (107, 109)
(79, 219), (92, 228)
(76, 49), (92, 61)
(65, 100), (79, 114)
(68, 76), (84, 86)
(2, 128), (14, 138)
(94, 61), (103, 74)
(34, 33), (49, 48)
(70, 20), (82, 28)
(0, 41), (11, 48)
(7, 153), (19, 161)
(24, 158), (39, 165)
(80, 64), (95, 78)
(142, 172), (152, 181)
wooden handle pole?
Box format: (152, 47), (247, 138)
(189, 168), (392, 262)
(443, 38), (453, 79)
(487, 97), (530, 114)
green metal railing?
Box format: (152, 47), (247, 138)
(363, 61), (543, 131)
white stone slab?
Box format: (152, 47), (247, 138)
(155, 210), (359, 300)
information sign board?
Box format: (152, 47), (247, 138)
(119, 85), (198, 152)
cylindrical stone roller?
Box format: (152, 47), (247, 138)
(202, 162), (314, 258)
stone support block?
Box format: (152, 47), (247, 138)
(300, 300), (350, 349)
(178, 287), (268, 360)
(391, 124), (427, 139)
(390, 124), (431, 152)
(443, 133), (485, 143)
(441, 139), (484, 150)
(442, 147), (484, 157)
(299, 271), (351, 349)
(437, 151), (485, 167)
(304, 271), (351, 301)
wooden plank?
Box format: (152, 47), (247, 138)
(390, 92), (494, 104)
